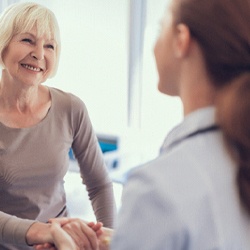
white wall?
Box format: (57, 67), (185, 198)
(38, 0), (128, 136)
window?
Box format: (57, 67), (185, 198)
(37, 0), (128, 136)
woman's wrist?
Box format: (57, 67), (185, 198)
(25, 222), (52, 246)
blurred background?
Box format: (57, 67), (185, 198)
(1, 0), (182, 221)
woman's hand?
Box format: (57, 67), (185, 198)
(33, 218), (102, 250)
(50, 220), (79, 250)
(33, 220), (79, 250)
(98, 227), (113, 250)
(51, 220), (113, 250)
(58, 218), (101, 250)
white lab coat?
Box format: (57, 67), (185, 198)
(111, 107), (250, 250)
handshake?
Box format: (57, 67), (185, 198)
(26, 217), (113, 250)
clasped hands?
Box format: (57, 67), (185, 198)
(26, 217), (112, 250)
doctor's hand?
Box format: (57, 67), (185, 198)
(59, 218), (102, 250)
(47, 220), (78, 250)
(33, 218), (102, 250)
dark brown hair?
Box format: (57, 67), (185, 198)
(172, 0), (250, 214)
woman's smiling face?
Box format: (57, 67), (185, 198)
(2, 27), (57, 86)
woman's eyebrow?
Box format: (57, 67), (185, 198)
(19, 32), (35, 38)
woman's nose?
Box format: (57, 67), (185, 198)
(30, 45), (44, 60)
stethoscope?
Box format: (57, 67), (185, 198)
(161, 125), (220, 153)
(184, 125), (220, 140)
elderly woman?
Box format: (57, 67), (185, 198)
(0, 2), (115, 249)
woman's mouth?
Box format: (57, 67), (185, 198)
(21, 63), (43, 72)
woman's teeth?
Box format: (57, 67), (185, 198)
(22, 64), (41, 72)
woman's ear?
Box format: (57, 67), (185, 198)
(173, 23), (191, 58)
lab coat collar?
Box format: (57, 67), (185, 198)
(160, 106), (217, 154)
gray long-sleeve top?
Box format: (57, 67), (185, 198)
(0, 87), (115, 249)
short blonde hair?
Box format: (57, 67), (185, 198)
(0, 2), (61, 77)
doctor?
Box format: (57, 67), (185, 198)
(111, 0), (250, 248)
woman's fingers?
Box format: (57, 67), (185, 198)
(88, 222), (103, 237)
(48, 217), (70, 227)
(61, 218), (99, 250)
(50, 221), (79, 250)
(46, 217), (101, 250)
(33, 242), (56, 250)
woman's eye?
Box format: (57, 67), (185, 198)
(46, 44), (55, 50)
(22, 38), (33, 44)
(21, 38), (32, 43)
